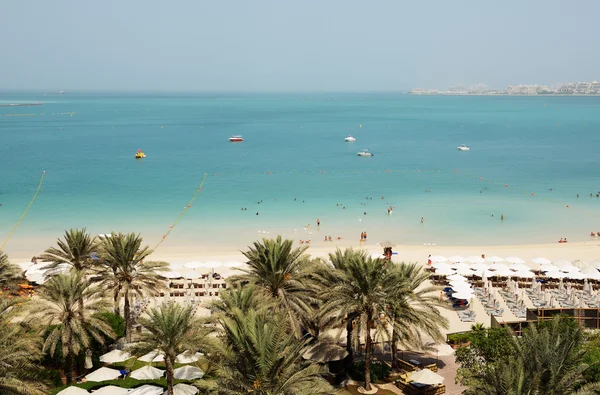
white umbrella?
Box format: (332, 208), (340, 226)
(470, 262), (490, 271)
(573, 260), (590, 270)
(513, 270), (535, 278)
(560, 266), (581, 273)
(175, 352), (203, 364)
(510, 263), (530, 272)
(490, 268), (513, 277)
(429, 255), (447, 263)
(532, 257), (552, 265)
(131, 365), (165, 380)
(424, 342), (455, 357)
(14, 261), (34, 271)
(204, 261), (223, 269)
(128, 385), (164, 395)
(56, 387), (89, 395)
(452, 292), (473, 300)
(470, 269), (484, 277)
(180, 270), (203, 279)
(581, 267), (600, 280)
(138, 350), (165, 363)
(541, 264), (560, 273)
(447, 274), (467, 282)
(99, 349), (131, 363)
(467, 256), (485, 264)
(451, 262), (470, 270)
(173, 365), (205, 380)
(591, 261), (600, 269)
(166, 384), (199, 395)
(485, 256), (504, 263)
(91, 386), (129, 395)
(566, 272), (586, 280)
(449, 283), (472, 291)
(553, 259), (572, 268)
(448, 255), (465, 263)
(184, 261), (204, 269)
(85, 367), (122, 382)
(432, 262), (451, 270)
(410, 368), (445, 385)
(505, 256), (525, 264)
(545, 271), (568, 279)
(454, 267), (475, 276)
(160, 271), (183, 279)
(434, 267), (454, 276)
(489, 263), (509, 271)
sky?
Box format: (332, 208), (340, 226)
(1, 0), (599, 92)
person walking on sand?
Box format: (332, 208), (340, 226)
(317, 218), (320, 227)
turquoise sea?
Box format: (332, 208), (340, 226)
(2, 92), (600, 257)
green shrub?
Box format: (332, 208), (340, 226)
(95, 311), (125, 339)
(448, 332), (470, 344)
(348, 360), (391, 382)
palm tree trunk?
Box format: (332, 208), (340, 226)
(364, 311), (373, 391)
(391, 326), (399, 370)
(124, 288), (131, 343)
(65, 353), (75, 384)
(346, 314), (354, 361)
(113, 285), (120, 316)
(165, 356), (175, 395)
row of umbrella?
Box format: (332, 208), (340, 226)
(100, 349), (203, 364)
(160, 261), (244, 279)
(85, 365), (204, 382)
(58, 383), (198, 395)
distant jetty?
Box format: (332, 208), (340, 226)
(0, 102), (43, 107)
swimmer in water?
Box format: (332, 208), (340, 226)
(421, 217), (424, 224)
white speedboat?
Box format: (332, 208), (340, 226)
(229, 135), (243, 142)
(357, 149), (373, 157)
(457, 144), (471, 151)
(345, 135), (356, 142)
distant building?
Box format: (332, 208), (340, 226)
(507, 85), (551, 95)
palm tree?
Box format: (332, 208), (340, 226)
(94, 232), (168, 342)
(210, 283), (266, 316)
(0, 250), (24, 291)
(207, 307), (336, 395)
(129, 302), (209, 395)
(28, 273), (115, 383)
(39, 228), (99, 273)
(0, 299), (47, 395)
(386, 263), (448, 369)
(465, 316), (600, 395)
(235, 236), (317, 335)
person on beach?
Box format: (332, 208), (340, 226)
(363, 231), (368, 240)
(317, 218), (320, 227)
(501, 214), (504, 220)
(427, 255), (432, 265)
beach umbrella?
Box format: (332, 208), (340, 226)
(138, 350), (165, 363)
(513, 270), (535, 278)
(380, 240), (396, 248)
(410, 368), (445, 385)
(454, 267), (474, 276)
(432, 262), (450, 270)
(467, 256), (485, 264)
(489, 263), (509, 271)
(573, 260), (590, 270)
(590, 261), (600, 269)
(14, 261), (34, 271)
(532, 257), (552, 265)
(128, 385), (163, 395)
(424, 342), (455, 357)
(175, 351), (203, 364)
(434, 267), (454, 276)
(491, 268), (513, 277)
(56, 387), (89, 395)
(560, 266), (581, 273)
(166, 384), (199, 395)
(470, 262), (490, 271)
(449, 283), (472, 292)
(553, 259), (572, 268)
(184, 261), (204, 269)
(204, 261), (223, 269)
(541, 264), (560, 273)
(131, 365), (165, 380)
(448, 255), (465, 263)
(173, 365), (205, 380)
(429, 255), (447, 263)
(505, 256), (525, 264)
(99, 349), (131, 363)
(451, 262), (470, 270)
(85, 367), (122, 382)
(566, 272), (586, 280)
(485, 256), (504, 263)
(452, 291), (473, 300)
(160, 271), (183, 279)
(180, 270), (203, 279)
(470, 269), (484, 277)
(545, 271), (568, 279)
(224, 261), (243, 268)
(447, 274), (467, 282)
(91, 386), (128, 395)
(509, 263), (529, 271)
(582, 267), (600, 280)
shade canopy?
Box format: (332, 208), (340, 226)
(429, 255), (448, 263)
(165, 384), (199, 395)
(85, 367), (122, 382)
(56, 387), (89, 395)
(131, 365), (165, 380)
(410, 368), (445, 385)
(100, 349), (131, 363)
(505, 256), (525, 264)
(510, 263), (530, 272)
(175, 351), (203, 364)
(224, 261), (243, 268)
(128, 385), (164, 395)
(513, 270), (535, 278)
(424, 342), (455, 356)
(138, 350), (165, 362)
(184, 261), (204, 269)
(553, 259), (572, 268)
(91, 386), (129, 395)
(489, 263), (509, 271)
(466, 256), (485, 264)
(532, 257), (552, 265)
(173, 365), (205, 380)
(485, 256), (504, 263)
(452, 292), (474, 300)
(447, 255), (465, 263)
(447, 274), (467, 282)
(161, 271), (183, 279)
(379, 240), (396, 248)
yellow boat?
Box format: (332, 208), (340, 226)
(135, 149), (146, 159)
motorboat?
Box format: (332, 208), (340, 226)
(457, 144), (471, 151)
(345, 135), (356, 142)
(135, 149), (146, 159)
(357, 149), (373, 157)
(229, 135), (243, 142)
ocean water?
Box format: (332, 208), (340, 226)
(2, 92), (600, 257)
